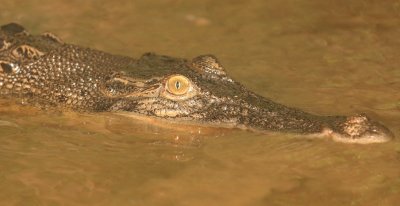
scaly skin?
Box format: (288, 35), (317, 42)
(0, 23), (394, 144)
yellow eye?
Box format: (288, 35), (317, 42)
(166, 75), (190, 95)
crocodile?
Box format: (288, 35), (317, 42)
(0, 23), (394, 144)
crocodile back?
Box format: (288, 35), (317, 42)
(0, 23), (135, 111)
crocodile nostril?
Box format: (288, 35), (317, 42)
(343, 114), (370, 137)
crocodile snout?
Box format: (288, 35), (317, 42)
(326, 114), (394, 144)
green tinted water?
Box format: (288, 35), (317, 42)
(0, 0), (399, 205)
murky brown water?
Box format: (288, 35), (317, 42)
(1, 0), (400, 205)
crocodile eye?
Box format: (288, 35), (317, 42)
(166, 75), (190, 95)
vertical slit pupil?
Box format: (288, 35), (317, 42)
(175, 81), (181, 90)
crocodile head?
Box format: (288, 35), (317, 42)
(104, 53), (393, 144)
(0, 23), (393, 144)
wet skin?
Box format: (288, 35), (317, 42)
(0, 23), (394, 144)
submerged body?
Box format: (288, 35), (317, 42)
(0, 23), (393, 144)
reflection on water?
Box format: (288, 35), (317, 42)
(0, 0), (400, 205)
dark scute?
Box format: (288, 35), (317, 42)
(140, 52), (175, 62)
(41, 32), (63, 44)
(191, 54), (226, 75)
(1, 23), (26, 35)
(0, 62), (13, 73)
(192, 54), (219, 63)
(0, 38), (4, 49)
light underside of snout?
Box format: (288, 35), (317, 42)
(320, 125), (394, 144)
